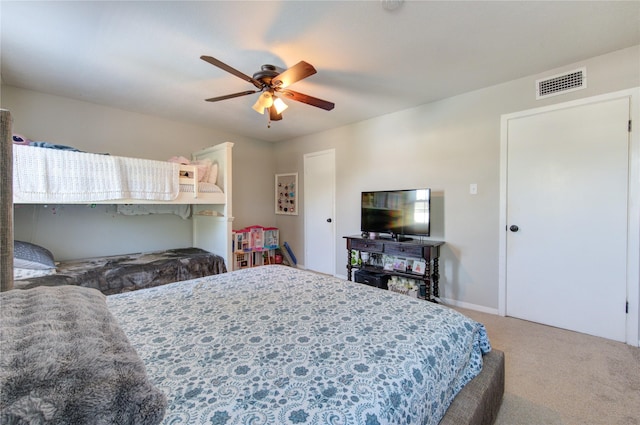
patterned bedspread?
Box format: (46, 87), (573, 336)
(107, 265), (491, 425)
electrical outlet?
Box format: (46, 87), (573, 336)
(470, 184), (478, 195)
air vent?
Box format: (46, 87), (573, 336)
(536, 68), (586, 100)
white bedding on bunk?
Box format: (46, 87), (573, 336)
(13, 145), (181, 202)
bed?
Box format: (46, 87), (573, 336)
(0, 265), (503, 424)
(11, 141), (235, 282)
(13, 246), (227, 295)
(12, 142), (232, 205)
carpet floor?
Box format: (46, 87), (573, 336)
(454, 307), (640, 425)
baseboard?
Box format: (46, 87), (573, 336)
(438, 297), (500, 315)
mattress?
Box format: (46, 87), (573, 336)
(107, 265), (493, 425)
(180, 181), (222, 193)
(14, 247), (227, 295)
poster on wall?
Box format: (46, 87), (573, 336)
(275, 173), (298, 215)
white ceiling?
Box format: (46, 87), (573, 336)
(2, 1), (639, 142)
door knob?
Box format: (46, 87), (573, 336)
(509, 225), (519, 232)
(326, 218), (332, 223)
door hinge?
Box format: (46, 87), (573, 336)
(629, 120), (632, 132)
(626, 301), (629, 314)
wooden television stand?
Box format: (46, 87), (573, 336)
(344, 235), (444, 301)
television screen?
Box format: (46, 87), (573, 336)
(361, 189), (431, 237)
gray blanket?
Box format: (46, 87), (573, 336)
(15, 247), (227, 295)
(0, 285), (166, 424)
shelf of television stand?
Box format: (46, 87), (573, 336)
(344, 235), (444, 301)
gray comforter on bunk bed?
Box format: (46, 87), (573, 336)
(14, 248), (227, 295)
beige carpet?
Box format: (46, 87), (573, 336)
(454, 307), (640, 425)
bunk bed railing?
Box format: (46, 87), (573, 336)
(178, 164), (199, 199)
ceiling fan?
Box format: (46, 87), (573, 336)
(201, 55), (335, 123)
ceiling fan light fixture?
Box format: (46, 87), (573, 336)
(273, 97), (288, 114)
(202, 55), (335, 121)
(252, 92), (274, 114)
(252, 99), (265, 114)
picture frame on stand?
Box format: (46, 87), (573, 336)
(275, 173), (298, 215)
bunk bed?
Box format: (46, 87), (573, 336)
(12, 142), (232, 205)
(11, 142), (235, 293)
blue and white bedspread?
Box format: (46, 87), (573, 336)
(107, 265), (491, 425)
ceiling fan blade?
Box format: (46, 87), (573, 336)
(201, 55), (263, 89)
(269, 106), (283, 121)
(205, 90), (258, 102)
(272, 61), (316, 88)
(279, 89), (335, 111)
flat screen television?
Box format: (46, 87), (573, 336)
(361, 188), (431, 239)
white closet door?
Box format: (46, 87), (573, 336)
(304, 149), (335, 275)
(505, 96), (629, 342)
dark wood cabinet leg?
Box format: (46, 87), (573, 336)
(432, 258), (440, 299)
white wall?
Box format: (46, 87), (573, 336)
(3, 45), (638, 314)
(275, 45), (640, 311)
(2, 86), (276, 260)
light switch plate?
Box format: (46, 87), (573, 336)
(470, 183), (478, 195)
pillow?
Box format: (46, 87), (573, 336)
(168, 156), (212, 182)
(167, 155), (190, 164)
(208, 162), (218, 185)
(14, 267), (57, 281)
(14, 241), (56, 270)
(191, 158), (212, 182)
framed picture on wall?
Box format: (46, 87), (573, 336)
(275, 173), (298, 215)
